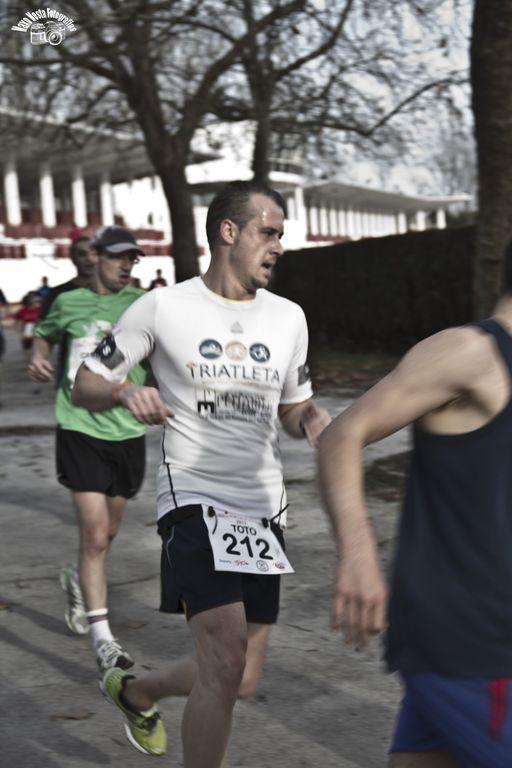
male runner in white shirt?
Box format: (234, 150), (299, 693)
(73, 181), (330, 766)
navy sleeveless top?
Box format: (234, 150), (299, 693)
(385, 319), (512, 677)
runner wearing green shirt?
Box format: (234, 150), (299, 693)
(28, 226), (147, 673)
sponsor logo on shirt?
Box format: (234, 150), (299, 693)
(250, 343), (270, 363)
(187, 361), (280, 385)
(225, 340), (247, 361)
(197, 388), (273, 423)
(199, 339), (223, 359)
(92, 333), (126, 370)
(298, 362), (311, 385)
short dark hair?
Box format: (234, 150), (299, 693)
(206, 181), (287, 251)
(70, 236), (90, 257)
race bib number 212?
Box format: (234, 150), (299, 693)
(203, 509), (294, 575)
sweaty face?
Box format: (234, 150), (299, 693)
(229, 194), (285, 295)
(96, 251), (138, 294)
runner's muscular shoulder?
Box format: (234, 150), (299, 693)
(392, 326), (494, 406)
(335, 327), (495, 445)
(420, 325), (511, 432)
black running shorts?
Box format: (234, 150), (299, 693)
(158, 506), (284, 623)
(56, 427), (145, 498)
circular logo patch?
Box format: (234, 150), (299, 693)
(250, 343), (270, 363)
(199, 339), (223, 359)
(225, 340), (247, 361)
(256, 560), (270, 572)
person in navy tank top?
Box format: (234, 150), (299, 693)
(318, 246), (512, 768)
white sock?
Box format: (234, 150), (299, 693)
(86, 609), (114, 650)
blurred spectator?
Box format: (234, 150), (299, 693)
(130, 276), (142, 289)
(0, 287), (6, 354)
(69, 223), (83, 242)
(39, 236), (94, 385)
(14, 291), (42, 359)
(0, 288), (6, 405)
(36, 276), (51, 300)
(40, 237), (94, 320)
(148, 269), (167, 289)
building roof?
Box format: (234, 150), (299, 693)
(303, 179), (472, 212)
(0, 106), (216, 187)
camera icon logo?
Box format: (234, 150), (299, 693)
(30, 20), (66, 46)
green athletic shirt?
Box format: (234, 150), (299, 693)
(35, 286), (147, 441)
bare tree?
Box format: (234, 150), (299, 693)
(0, 0), (306, 280)
(0, 0), (469, 281)
(207, 0), (468, 188)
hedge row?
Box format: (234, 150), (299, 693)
(271, 226), (475, 353)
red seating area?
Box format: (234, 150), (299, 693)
(4, 223), (166, 242)
(133, 228), (165, 241)
(5, 224), (78, 239)
(0, 244), (26, 258)
(0, 206), (182, 259)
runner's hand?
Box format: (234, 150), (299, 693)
(117, 384), (174, 425)
(28, 355), (54, 383)
(301, 401), (331, 447)
(331, 546), (388, 649)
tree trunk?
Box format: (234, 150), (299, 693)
(124, 70), (200, 283)
(252, 108), (272, 184)
(159, 157), (200, 282)
(471, 0), (512, 316)
(143, 142), (200, 283)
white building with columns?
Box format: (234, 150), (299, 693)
(0, 110), (470, 301)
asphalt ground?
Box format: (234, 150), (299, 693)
(0, 327), (409, 767)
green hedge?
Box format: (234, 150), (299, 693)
(271, 226), (475, 353)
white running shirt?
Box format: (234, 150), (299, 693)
(84, 277), (313, 522)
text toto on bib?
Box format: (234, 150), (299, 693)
(203, 509), (294, 575)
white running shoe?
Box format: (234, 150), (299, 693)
(59, 564), (89, 635)
(96, 638), (134, 674)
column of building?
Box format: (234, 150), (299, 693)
(1, 160), (121, 232)
(39, 162), (56, 226)
(3, 160), (22, 226)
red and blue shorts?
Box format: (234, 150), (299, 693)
(391, 673), (512, 767)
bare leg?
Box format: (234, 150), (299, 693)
(125, 621), (272, 709)
(181, 602), (247, 768)
(238, 623), (272, 699)
(106, 495), (125, 544)
(389, 752), (460, 767)
(126, 655), (198, 707)
(72, 491), (126, 611)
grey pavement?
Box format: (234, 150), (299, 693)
(0, 328), (407, 767)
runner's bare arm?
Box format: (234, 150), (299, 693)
(317, 327), (486, 648)
(72, 365), (174, 425)
(279, 399), (331, 447)
(28, 337), (55, 383)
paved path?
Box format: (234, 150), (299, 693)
(0, 328), (407, 767)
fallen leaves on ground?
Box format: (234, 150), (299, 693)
(51, 706), (94, 721)
(120, 619), (148, 629)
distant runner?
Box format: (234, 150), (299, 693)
(28, 226), (147, 675)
